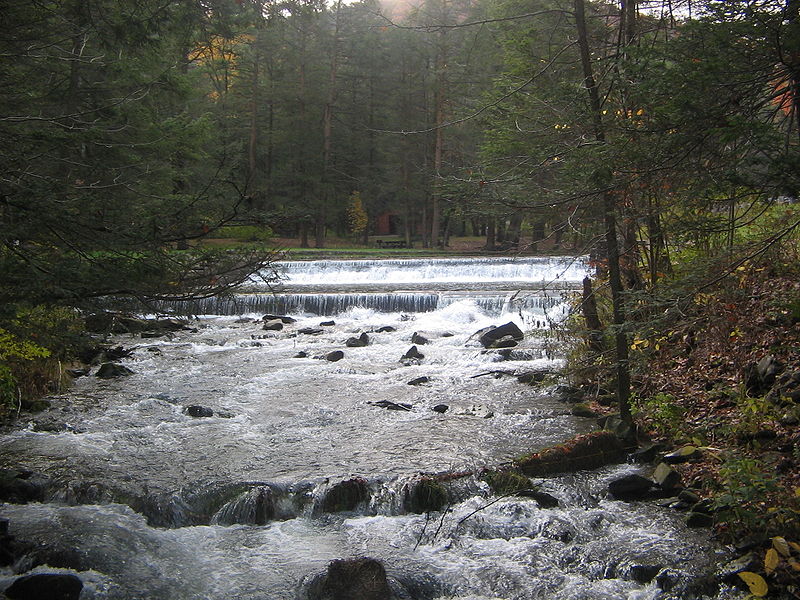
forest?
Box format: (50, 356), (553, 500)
(2, 0), (800, 595)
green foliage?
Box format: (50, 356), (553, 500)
(632, 393), (685, 439)
(213, 225), (273, 242)
(712, 455), (781, 539)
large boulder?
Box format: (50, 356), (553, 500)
(608, 474), (654, 500)
(745, 355), (783, 395)
(475, 322), (524, 349)
(411, 332), (429, 345)
(325, 351), (344, 362)
(263, 314), (297, 324)
(4, 573), (83, 600)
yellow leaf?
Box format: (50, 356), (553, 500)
(765, 548), (780, 574)
(738, 572), (768, 597)
(773, 537), (791, 558)
(790, 560), (800, 572)
(790, 541), (800, 554)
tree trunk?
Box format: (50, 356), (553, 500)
(575, 0), (631, 423)
(582, 277), (604, 353)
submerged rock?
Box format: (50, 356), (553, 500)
(374, 326), (396, 333)
(0, 469), (48, 504)
(407, 376), (430, 386)
(95, 363), (134, 379)
(369, 400), (412, 411)
(298, 328), (323, 335)
(4, 573), (83, 600)
(432, 404), (449, 413)
(320, 320), (335, 327)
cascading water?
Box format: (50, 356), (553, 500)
(0, 256), (742, 599)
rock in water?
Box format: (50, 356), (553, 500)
(184, 405), (214, 418)
(407, 376), (430, 386)
(401, 346), (424, 360)
(411, 332), (429, 345)
(5, 573), (83, 600)
(608, 474), (653, 500)
(322, 478), (370, 513)
(475, 322), (524, 348)
(325, 350), (344, 362)
(262, 314), (297, 324)
(309, 558), (393, 600)
(95, 363), (134, 379)
(263, 319), (284, 331)
(345, 332), (369, 347)
(432, 404), (449, 413)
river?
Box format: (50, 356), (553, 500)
(0, 256), (740, 599)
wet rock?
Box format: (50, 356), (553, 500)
(184, 405), (214, 418)
(369, 400), (412, 411)
(325, 350), (344, 362)
(298, 328), (323, 335)
(263, 319), (284, 331)
(375, 326), (396, 333)
(601, 413), (636, 445)
(308, 557), (393, 600)
(498, 349), (542, 361)
(608, 474), (653, 500)
(407, 376), (430, 386)
(663, 446), (700, 464)
(432, 404), (448, 414)
(95, 363), (134, 379)
(516, 370), (552, 384)
(322, 478), (370, 513)
(263, 314), (297, 324)
(629, 443), (667, 464)
(345, 333), (369, 348)
(401, 346), (424, 361)
(4, 573), (83, 600)
(653, 462), (681, 490)
(553, 385), (584, 403)
(571, 403), (598, 418)
(405, 478), (448, 513)
(65, 368), (89, 378)
(686, 512), (714, 528)
(519, 489), (560, 508)
(320, 320), (335, 326)
(656, 569), (680, 592)
(293, 351), (309, 359)
(475, 322), (524, 349)
(630, 565), (662, 584)
(518, 431), (625, 477)
(0, 469), (48, 503)
(492, 335), (518, 349)
(718, 553), (759, 584)
(678, 489), (701, 505)
(411, 332), (429, 345)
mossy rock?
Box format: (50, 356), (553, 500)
(405, 478), (448, 513)
(516, 431), (625, 477)
(483, 469), (531, 495)
(322, 478), (370, 513)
